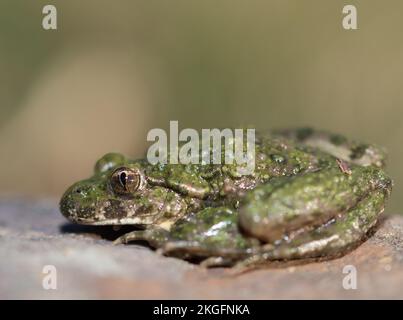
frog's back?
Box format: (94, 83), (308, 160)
(141, 128), (387, 203)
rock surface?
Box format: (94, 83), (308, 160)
(0, 198), (402, 299)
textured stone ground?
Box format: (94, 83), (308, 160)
(0, 198), (402, 299)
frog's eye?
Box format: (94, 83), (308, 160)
(110, 167), (142, 195)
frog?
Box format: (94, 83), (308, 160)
(60, 128), (392, 268)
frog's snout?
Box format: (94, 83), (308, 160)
(59, 181), (102, 224)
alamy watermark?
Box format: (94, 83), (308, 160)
(146, 121), (256, 175)
(40, 4), (357, 32)
(342, 264), (357, 290)
(42, 265), (57, 290)
(342, 5), (358, 30)
(42, 5), (57, 30)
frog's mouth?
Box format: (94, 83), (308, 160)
(66, 216), (155, 226)
(59, 189), (157, 226)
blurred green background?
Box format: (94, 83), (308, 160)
(0, 1), (402, 214)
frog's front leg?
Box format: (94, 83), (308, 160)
(237, 164), (392, 268)
(156, 207), (259, 262)
(113, 226), (170, 248)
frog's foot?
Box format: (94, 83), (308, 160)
(157, 240), (247, 266)
(156, 241), (202, 256)
(199, 256), (235, 268)
(234, 188), (388, 270)
(113, 231), (147, 245)
(113, 226), (169, 248)
(159, 244), (237, 268)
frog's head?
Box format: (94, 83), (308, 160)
(60, 153), (187, 226)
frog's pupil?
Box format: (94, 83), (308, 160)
(119, 172), (127, 188)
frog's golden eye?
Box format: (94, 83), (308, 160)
(110, 167), (142, 195)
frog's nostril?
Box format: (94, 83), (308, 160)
(76, 189), (82, 194)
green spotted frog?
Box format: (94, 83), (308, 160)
(60, 128), (392, 268)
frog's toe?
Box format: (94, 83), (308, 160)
(113, 234), (129, 245)
(112, 227), (170, 248)
(200, 256), (234, 268)
(112, 230), (149, 246)
(159, 241), (201, 256)
(155, 248), (164, 256)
